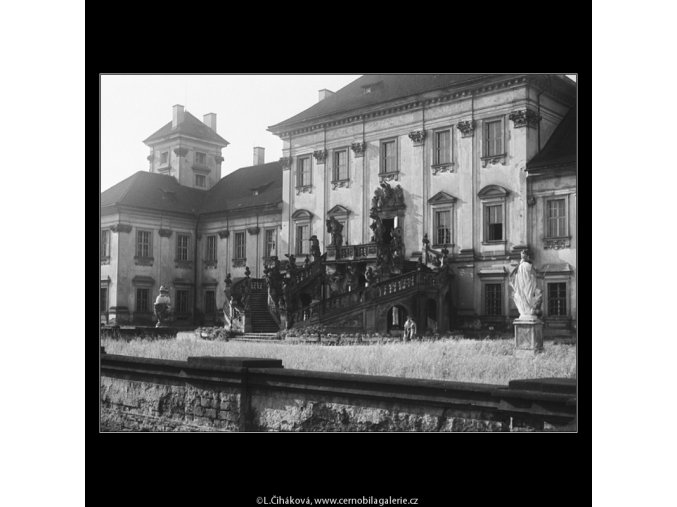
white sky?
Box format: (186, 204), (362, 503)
(101, 74), (577, 191)
(100, 74), (361, 190)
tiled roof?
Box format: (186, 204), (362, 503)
(101, 171), (206, 215)
(527, 108), (576, 172)
(268, 74), (496, 131)
(200, 161), (282, 214)
(143, 111), (229, 146)
(101, 162), (282, 217)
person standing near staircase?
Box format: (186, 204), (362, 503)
(403, 316), (417, 342)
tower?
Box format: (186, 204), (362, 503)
(143, 105), (230, 190)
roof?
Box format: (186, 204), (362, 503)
(527, 108), (576, 173)
(101, 162), (282, 216)
(143, 111), (229, 146)
(268, 74), (499, 131)
(101, 171), (206, 215)
(200, 161), (282, 214)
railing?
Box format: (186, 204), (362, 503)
(267, 293), (284, 330)
(287, 268), (452, 326)
(291, 260), (323, 286)
(223, 298), (245, 334)
(326, 242), (382, 261)
(250, 278), (266, 291)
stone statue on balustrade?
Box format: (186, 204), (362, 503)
(309, 235), (321, 261)
(284, 254), (297, 277)
(224, 273), (233, 300)
(370, 215), (385, 244)
(509, 250), (543, 320)
(242, 266), (252, 310)
(326, 216), (344, 247)
(153, 285), (171, 328)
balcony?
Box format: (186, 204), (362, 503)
(325, 242), (381, 262)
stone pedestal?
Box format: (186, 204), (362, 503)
(513, 318), (543, 356)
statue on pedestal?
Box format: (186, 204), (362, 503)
(154, 285), (171, 328)
(509, 250), (542, 320)
(326, 216), (344, 247)
(309, 235), (321, 260)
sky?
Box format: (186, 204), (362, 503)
(100, 74), (361, 191)
(100, 74), (577, 191)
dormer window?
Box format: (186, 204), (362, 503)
(195, 152), (206, 165)
(362, 81), (382, 94)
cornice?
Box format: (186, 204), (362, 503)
(270, 76), (531, 137)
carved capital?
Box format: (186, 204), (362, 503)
(481, 155), (507, 168)
(109, 223), (132, 233)
(431, 163), (454, 175)
(100, 256), (110, 265)
(214, 155), (224, 164)
(217, 229), (230, 239)
(279, 156), (293, 169)
(379, 172), (399, 184)
(158, 228), (173, 238)
(134, 256), (154, 266)
(456, 120), (475, 137)
(331, 179), (350, 190)
(408, 130), (426, 145)
(247, 227), (260, 236)
(527, 196), (536, 207)
(296, 185), (313, 195)
(174, 147), (189, 157)
(313, 150), (328, 163)
(544, 237), (571, 250)
(146, 154), (154, 161)
(350, 142), (367, 157)
(509, 109), (541, 129)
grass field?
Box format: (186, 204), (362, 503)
(101, 337), (576, 385)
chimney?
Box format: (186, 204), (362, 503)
(253, 147), (265, 166)
(172, 104), (185, 129)
(203, 113), (217, 131)
(318, 89), (335, 102)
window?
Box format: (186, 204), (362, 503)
(135, 288), (150, 313)
(234, 231), (246, 259)
(135, 230), (152, 258)
(205, 290), (216, 314)
(206, 235), (217, 262)
(332, 149), (348, 181)
(297, 156), (311, 187)
(484, 119), (504, 157)
(434, 130), (451, 165)
(101, 229), (110, 258)
(380, 139), (397, 174)
(195, 152), (206, 165)
(176, 290), (189, 314)
(195, 174), (206, 188)
(485, 204), (503, 242)
(176, 234), (190, 261)
(485, 283), (502, 316)
(546, 198), (567, 238)
(547, 283), (567, 316)
(435, 210), (451, 245)
(295, 224), (309, 255)
(160, 151), (168, 165)
(265, 229), (277, 258)
(100, 287), (108, 313)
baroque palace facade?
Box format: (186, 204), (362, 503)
(101, 74), (576, 335)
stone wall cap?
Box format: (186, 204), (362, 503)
(187, 356), (283, 369)
(508, 377), (576, 395)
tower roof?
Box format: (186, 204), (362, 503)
(143, 110), (229, 146)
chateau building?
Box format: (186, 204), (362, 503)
(101, 74), (576, 335)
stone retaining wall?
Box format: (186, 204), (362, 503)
(100, 353), (576, 432)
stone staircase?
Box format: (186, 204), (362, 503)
(248, 290), (280, 333)
(231, 332), (281, 343)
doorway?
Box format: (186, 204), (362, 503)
(387, 305), (407, 332)
(426, 298), (437, 332)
